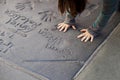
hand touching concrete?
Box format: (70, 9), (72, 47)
(57, 23), (76, 32)
(77, 29), (94, 42)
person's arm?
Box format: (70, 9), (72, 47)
(89, 0), (118, 37)
(78, 0), (119, 42)
(63, 11), (76, 25)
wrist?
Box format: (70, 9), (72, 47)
(64, 18), (76, 25)
(88, 26), (101, 37)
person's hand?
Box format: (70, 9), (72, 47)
(77, 29), (94, 42)
(57, 23), (76, 32)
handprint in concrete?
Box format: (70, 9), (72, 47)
(38, 10), (58, 22)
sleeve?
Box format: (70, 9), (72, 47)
(63, 11), (76, 25)
(88, 0), (118, 37)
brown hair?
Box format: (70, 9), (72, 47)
(58, 0), (87, 17)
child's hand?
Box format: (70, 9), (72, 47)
(77, 29), (94, 42)
(57, 23), (76, 32)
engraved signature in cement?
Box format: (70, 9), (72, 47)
(38, 28), (72, 54)
(15, 1), (34, 10)
(0, 0), (6, 4)
(5, 10), (41, 37)
(0, 29), (14, 53)
(15, 0), (50, 10)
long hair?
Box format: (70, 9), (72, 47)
(58, 0), (87, 17)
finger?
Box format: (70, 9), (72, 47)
(57, 25), (62, 29)
(84, 36), (90, 42)
(57, 24), (64, 29)
(72, 26), (76, 30)
(81, 35), (87, 42)
(80, 29), (87, 32)
(59, 26), (65, 31)
(63, 26), (68, 32)
(77, 33), (85, 38)
(90, 36), (94, 42)
(58, 23), (62, 26)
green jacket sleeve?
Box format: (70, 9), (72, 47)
(64, 11), (76, 25)
(89, 0), (118, 37)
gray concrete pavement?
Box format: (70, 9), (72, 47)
(0, 59), (42, 80)
(74, 23), (120, 80)
(0, 0), (119, 80)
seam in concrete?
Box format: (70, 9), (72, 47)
(73, 22), (120, 80)
(0, 57), (49, 80)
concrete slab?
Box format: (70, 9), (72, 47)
(0, 0), (119, 80)
(74, 23), (120, 80)
(0, 58), (41, 80)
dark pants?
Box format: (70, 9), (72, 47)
(118, 1), (120, 11)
